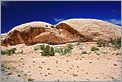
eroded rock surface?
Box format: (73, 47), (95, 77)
(56, 18), (121, 41)
(1, 19), (121, 46)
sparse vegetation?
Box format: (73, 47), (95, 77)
(97, 38), (121, 49)
(55, 48), (66, 55)
(40, 45), (55, 56)
(110, 38), (121, 49)
(1, 48), (17, 56)
(91, 47), (99, 51)
(55, 44), (73, 55)
(97, 39), (109, 47)
(1, 64), (6, 73)
(67, 43), (73, 50)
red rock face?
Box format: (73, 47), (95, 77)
(55, 23), (92, 42)
(1, 19), (121, 46)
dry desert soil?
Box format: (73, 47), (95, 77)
(1, 42), (121, 81)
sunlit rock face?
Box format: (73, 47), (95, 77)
(1, 19), (121, 46)
(56, 18), (121, 41)
(1, 22), (53, 46)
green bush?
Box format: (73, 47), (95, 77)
(41, 45), (55, 56)
(55, 48), (64, 55)
(91, 47), (99, 51)
(55, 48), (67, 55)
(110, 38), (121, 49)
(8, 48), (16, 55)
(40, 44), (45, 50)
(50, 47), (55, 56)
(54, 47), (60, 52)
(55, 44), (73, 55)
(1, 50), (6, 55)
(1, 48), (17, 56)
(34, 44), (55, 56)
(67, 43), (73, 50)
(35, 44), (73, 56)
(97, 39), (109, 47)
(1, 64), (6, 73)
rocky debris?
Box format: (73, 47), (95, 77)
(1, 19), (121, 46)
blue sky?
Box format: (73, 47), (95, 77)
(1, 1), (121, 33)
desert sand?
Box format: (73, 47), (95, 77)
(1, 42), (121, 81)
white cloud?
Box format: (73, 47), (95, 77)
(54, 18), (65, 22)
(106, 19), (121, 25)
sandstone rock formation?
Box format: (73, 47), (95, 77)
(56, 18), (121, 41)
(1, 19), (121, 46)
(1, 21), (83, 46)
(1, 22), (52, 46)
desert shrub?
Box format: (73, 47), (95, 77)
(41, 45), (55, 56)
(1, 48), (17, 56)
(54, 47), (60, 52)
(1, 64), (6, 73)
(57, 48), (68, 55)
(67, 43), (73, 51)
(55, 44), (73, 55)
(40, 44), (45, 50)
(34, 44), (55, 56)
(91, 47), (99, 51)
(50, 46), (55, 56)
(97, 39), (109, 47)
(1, 50), (6, 55)
(8, 48), (16, 54)
(56, 48), (65, 55)
(110, 38), (121, 49)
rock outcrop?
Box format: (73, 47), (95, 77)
(1, 22), (52, 46)
(1, 19), (121, 46)
(1, 21), (83, 46)
(56, 18), (121, 41)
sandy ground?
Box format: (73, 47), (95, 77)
(1, 42), (121, 81)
